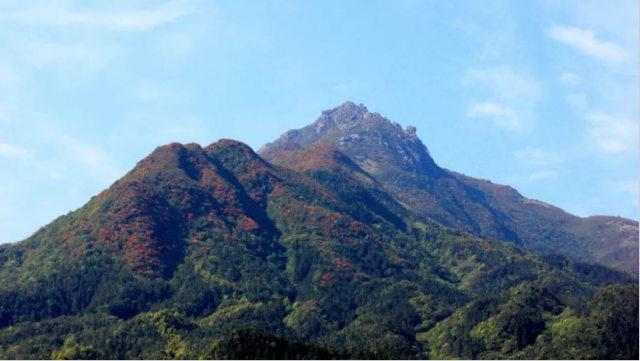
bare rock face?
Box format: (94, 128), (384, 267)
(313, 101), (368, 134)
(282, 129), (300, 141)
(259, 101), (639, 274)
(261, 101), (439, 179)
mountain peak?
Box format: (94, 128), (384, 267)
(316, 101), (375, 131)
(259, 103), (639, 274)
(206, 138), (261, 159)
(259, 102), (439, 176)
(323, 101), (368, 116)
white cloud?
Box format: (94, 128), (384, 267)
(463, 67), (542, 101)
(529, 170), (560, 181)
(585, 111), (639, 154)
(462, 67), (541, 132)
(565, 93), (588, 110)
(515, 148), (565, 167)
(0, 0), (193, 31)
(546, 25), (630, 63)
(467, 102), (523, 131)
(541, 1), (639, 51)
(559, 72), (582, 84)
(20, 41), (119, 73)
(0, 142), (28, 157)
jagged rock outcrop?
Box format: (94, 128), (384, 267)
(260, 101), (639, 273)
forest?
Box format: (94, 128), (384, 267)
(0, 139), (637, 359)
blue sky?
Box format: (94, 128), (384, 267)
(0, 0), (638, 243)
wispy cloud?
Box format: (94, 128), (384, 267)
(462, 67), (541, 132)
(529, 170), (560, 181)
(565, 93), (588, 110)
(20, 41), (119, 73)
(546, 25), (630, 63)
(463, 67), (541, 100)
(57, 136), (123, 182)
(467, 102), (523, 131)
(0, 142), (28, 157)
(559, 71), (582, 84)
(515, 148), (565, 167)
(1, 129), (124, 183)
(585, 111), (639, 154)
(0, 0), (193, 31)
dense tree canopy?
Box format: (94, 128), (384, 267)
(0, 139), (636, 360)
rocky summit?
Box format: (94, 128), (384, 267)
(260, 101), (639, 274)
(0, 102), (637, 359)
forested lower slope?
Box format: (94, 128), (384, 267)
(0, 138), (636, 359)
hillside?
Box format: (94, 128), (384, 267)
(259, 101), (639, 273)
(0, 134), (637, 359)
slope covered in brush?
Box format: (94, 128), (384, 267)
(425, 283), (639, 360)
(0, 138), (636, 359)
(259, 101), (639, 273)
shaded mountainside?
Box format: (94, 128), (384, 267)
(0, 135), (637, 359)
(453, 173), (640, 274)
(259, 101), (639, 273)
(425, 282), (639, 360)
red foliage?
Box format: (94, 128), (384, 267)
(240, 217), (259, 232)
(302, 300), (317, 309)
(271, 184), (285, 198)
(319, 272), (335, 287)
(88, 183), (177, 275)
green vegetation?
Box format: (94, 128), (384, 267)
(0, 136), (637, 359)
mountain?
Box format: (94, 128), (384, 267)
(259, 101), (639, 274)
(0, 105), (637, 359)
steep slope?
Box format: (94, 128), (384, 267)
(454, 173), (640, 273)
(0, 138), (636, 359)
(426, 282), (639, 360)
(259, 101), (639, 273)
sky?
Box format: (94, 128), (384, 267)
(0, 0), (638, 244)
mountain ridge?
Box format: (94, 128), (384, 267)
(259, 101), (639, 274)
(0, 103), (637, 359)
